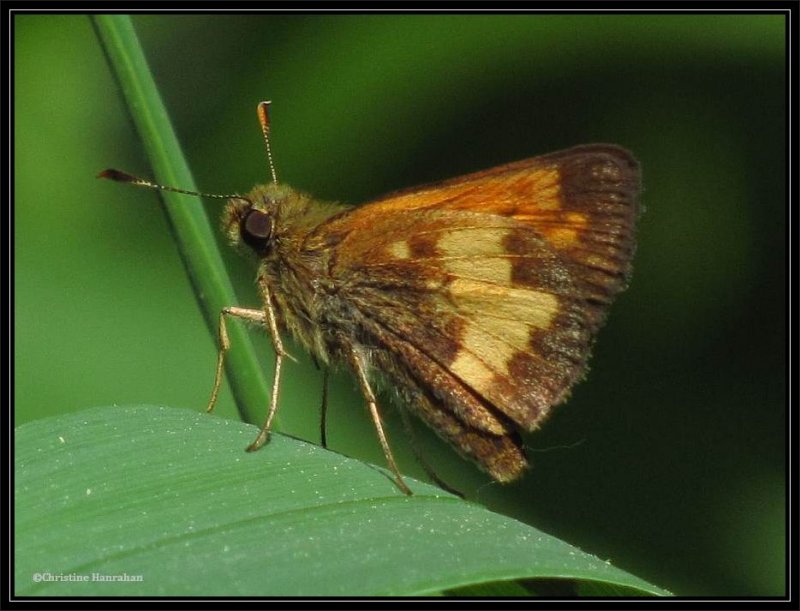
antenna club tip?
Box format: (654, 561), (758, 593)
(257, 101), (273, 125)
(97, 168), (136, 182)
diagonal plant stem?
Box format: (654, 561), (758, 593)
(91, 14), (270, 428)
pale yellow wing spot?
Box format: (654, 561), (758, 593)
(444, 257), (512, 286)
(449, 319), (532, 397)
(566, 212), (589, 224)
(536, 211), (590, 248)
(445, 279), (560, 396)
(541, 227), (579, 248)
(449, 279), (559, 330)
(388, 240), (411, 259)
(450, 333), (494, 391)
(438, 227), (510, 257)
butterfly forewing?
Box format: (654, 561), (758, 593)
(306, 145), (640, 478)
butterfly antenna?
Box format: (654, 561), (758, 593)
(257, 100), (278, 184)
(96, 169), (247, 203)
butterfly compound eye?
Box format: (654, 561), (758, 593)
(241, 209), (273, 252)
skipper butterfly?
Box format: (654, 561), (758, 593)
(100, 101), (640, 495)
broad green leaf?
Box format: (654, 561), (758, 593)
(15, 406), (669, 596)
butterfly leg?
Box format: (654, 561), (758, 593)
(396, 408), (463, 498)
(309, 356), (330, 448)
(348, 348), (413, 495)
(245, 276), (293, 453)
(206, 306), (268, 415)
(320, 367), (330, 449)
(206, 276), (293, 453)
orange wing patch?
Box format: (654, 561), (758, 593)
(325, 145), (639, 302)
(366, 166), (563, 216)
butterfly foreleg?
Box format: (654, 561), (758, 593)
(206, 306), (268, 415)
(244, 273), (296, 452)
(205, 273), (295, 453)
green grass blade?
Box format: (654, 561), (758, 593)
(90, 15), (269, 427)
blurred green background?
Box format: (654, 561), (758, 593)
(15, 14), (785, 596)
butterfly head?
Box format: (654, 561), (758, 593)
(222, 182), (306, 257)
